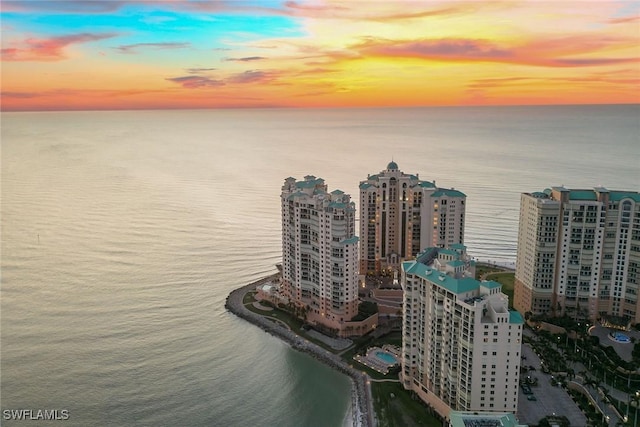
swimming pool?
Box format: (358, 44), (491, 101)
(611, 332), (631, 343)
(374, 351), (398, 365)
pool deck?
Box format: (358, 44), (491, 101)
(589, 326), (640, 362)
(354, 346), (400, 374)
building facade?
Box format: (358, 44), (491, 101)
(359, 161), (466, 275)
(281, 176), (360, 334)
(400, 246), (523, 417)
(514, 187), (640, 322)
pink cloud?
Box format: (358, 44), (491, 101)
(227, 70), (278, 84)
(114, 42), (191, 54)
(608, 16), (640, 24)
(282, 1), (462, 21)
(353, 36), (639, 68)
(552, 58), (639, 67)
(166, 76), (225, 89)
(363, 38), (512, 59)
(1, 1), (129, 13)
(1, 32), (119, 61)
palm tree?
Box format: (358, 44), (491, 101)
(630, 393), (640, 427)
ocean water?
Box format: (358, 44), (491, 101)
(1, 105), (638, 426)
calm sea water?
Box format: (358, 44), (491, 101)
(2, 105), (638, 426)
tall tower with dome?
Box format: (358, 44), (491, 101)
(359, 161), (466, 274)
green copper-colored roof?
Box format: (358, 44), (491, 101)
(403, 261), (479, 294)
(509, 310), (524, 324)
(448, 260), (466, 267)
(481, 280), (501, 289)
(287, 191), (306, 200)
(610, 191), (640, 202)
(359, 182), (373, 190)
(432, 189), (466, 198)
(328, 201), (347, 209)
(296, 179), (323, 189)
(387, 160), (399, 170)
(450, 243), (466, 250)
(438, 248), (459, 257)
(569, 190), (597, 201)
(331, 189), (344, 195)
(418, 181), (436, 188)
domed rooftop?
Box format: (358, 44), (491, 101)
(387, 160), (399, 170)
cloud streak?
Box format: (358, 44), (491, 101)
(353, 36), (640, 68)
(1, 32), (119, 61)
(114, 42), (191, 54)
(224, 56), (266, 62)
(165, 75), (225, 89)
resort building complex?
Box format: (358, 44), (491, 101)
(280, 176), (370, 336)
(359, 161), (466, 275)
(514, 187), (640, 323)
(400, 245), (523, 417)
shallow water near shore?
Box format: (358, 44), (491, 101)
(2, 105), (638, 425)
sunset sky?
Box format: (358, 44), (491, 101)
(2, 0), (639, 111)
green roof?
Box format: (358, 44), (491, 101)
(296, 179), (323, 189)
(287, 191), (306, 200)
(418, 181), (436, 188)
(569, 190), (597, 201)
(331, 189), (344, 195)
(328, 201), (347, 209)
(359, 182), (373, 190)
(432, 189), (466, 198)
(609, 191), (640, 202)
(438, 248), (459, 257)
(448, 260), (466, 267)
(403, 262), (479, 294)
(481, 280), (501, 289)
(450, 243), (466, 250)
(509, 310), (524, 324)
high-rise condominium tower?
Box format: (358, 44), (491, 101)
(359, 161), (466, 274)
(281, 176), (359, 333)
(400, 245), (523, 416)
(514, 186), (640, 322)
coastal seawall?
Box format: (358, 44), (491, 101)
(225, 274), (373, 427)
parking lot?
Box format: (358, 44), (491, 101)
(516, 343), (587, 426)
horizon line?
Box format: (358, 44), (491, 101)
(2, 102), (638, 114)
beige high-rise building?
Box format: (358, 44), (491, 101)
(400, 245), (523, 417)
(281, 176), (359, 334)
(514, 186), (640, 322)
(359, 161), (466, 275)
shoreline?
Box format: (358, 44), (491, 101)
(225, 273), (374, 427)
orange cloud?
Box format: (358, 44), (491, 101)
(165, 76), (225, 88)
(1, 32), (119, 61)
(352, 35), (640, 68)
